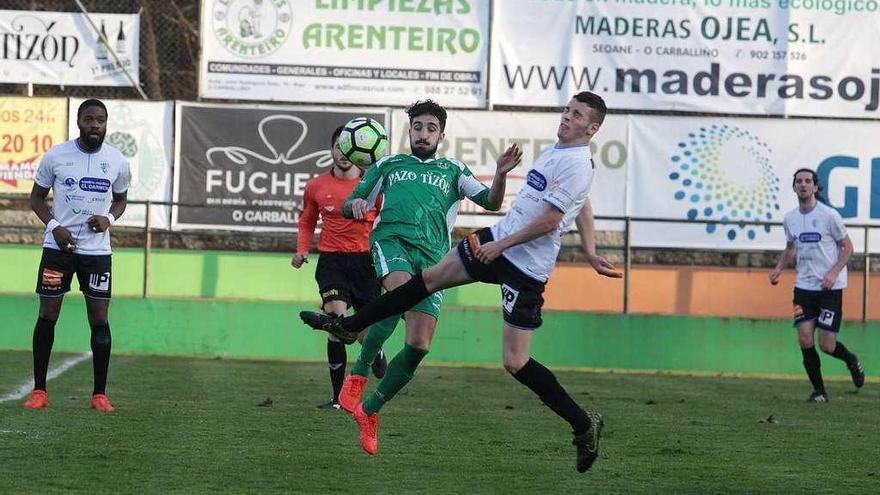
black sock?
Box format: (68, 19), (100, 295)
(32, 317), (57, 391)
(825, 341), (857, 367)
(90, 323), (112, 395)
(801, 346), (825, 393)
(345, 272), (429, 331)
(512, 358), (589, 435)
(327, 339), (347, 401)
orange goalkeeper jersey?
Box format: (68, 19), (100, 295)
(297, 171), (378, 254)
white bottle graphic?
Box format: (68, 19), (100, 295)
(95, 20), (108, 60)
(116, 20), (126, 54)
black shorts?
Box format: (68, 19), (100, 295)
(793, 288), (843, 333)
(36, 248), (113, 299)
(314, 252), (380, 311)
(456, 228), (546, 329)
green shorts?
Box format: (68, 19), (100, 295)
(371, 237), (444, 319)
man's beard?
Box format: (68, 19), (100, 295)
(411, 140), (437, 159)
(80, 131), (105, 150)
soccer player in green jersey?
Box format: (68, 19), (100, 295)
(330, 100), (523, 449)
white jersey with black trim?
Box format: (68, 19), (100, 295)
(490, 143), (594, 282)
(783, 201), (848, 291)
(34, 139), (130, 255)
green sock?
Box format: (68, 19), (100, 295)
(362, 343), (427, 415)
(351, 314), (400, 377)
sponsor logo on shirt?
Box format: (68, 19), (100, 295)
(798, 232), (822, 243)
(63, 177), (77, 190)
(526, 170), (547, 191)
(79, 177), (111, 193)
(100, 162), (109, 174)
(64, 194), (85, 203)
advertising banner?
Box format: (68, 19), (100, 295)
(174, 102), (387, 231)
(0, 97), (67, 194)
(490, 1), (880, 118)
(199, 0), (489, 107)
(389, 109), (629, 229)
(68, 99), (173, 229)
(0, 10), (140, 86)
(628, 115), (880, 252)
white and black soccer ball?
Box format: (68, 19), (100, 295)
(337, 117), (388, 168)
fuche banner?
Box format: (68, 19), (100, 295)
(199, 0), (489, 107)
(628, 115), (880, 252)
(174, 102), (387, 231)
(0, 10), (140, 87)
(491, 0), (880, 118)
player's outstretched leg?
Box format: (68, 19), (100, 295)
(823, 341), (864, 389)
(511, 357), (602, 473)
(339, 315), (399, 412)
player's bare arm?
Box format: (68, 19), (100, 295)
(87, 191), (127, 234)
(486, 144), (523, 210)
(475, 203), (564, 264)
(575, 198), (621, 278)
(821, 236), (853, 290)
(30, 183), (75, 253)
(769, 241), (796, 285)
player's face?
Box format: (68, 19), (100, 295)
(793, 171), (818, 200)
(331, 140), (355, 172)
(557, 98), (599, 145)
(409, 114), (444, 159)
(77, 106), (107, 149)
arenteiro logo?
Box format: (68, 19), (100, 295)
(667, 124), (781, 241)
(213, 0), (292, 58)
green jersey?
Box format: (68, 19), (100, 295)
(348, 153), (496, 258)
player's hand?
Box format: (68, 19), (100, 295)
(587, 253), (623, 278)
(495, 144), (523, 176)
(475, 240), (505, 264)
(820, 270), (839, 290)
(51, 226), (76, 252)
(291, 253), (308, 268)
(86, 215), (111, 233)
(350, 199), (372, 220)
(769, 268), (782, 285)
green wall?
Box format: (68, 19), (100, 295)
(2, 244), (877, 377)
(1, 294), (876, 377)
(0, 244), (498, 305)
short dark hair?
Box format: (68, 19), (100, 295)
(406, 99), (447, 131)
(77, 99), (107, 120)
(792, 168), (824, 202)
(331, 125), (345, 147)
(573, 91), (607, 125)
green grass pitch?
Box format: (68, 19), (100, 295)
(0, 351), (876, 494)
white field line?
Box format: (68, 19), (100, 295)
(0, 352), (92, 403)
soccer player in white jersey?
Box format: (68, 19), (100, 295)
(769, 168), (865, 403)
(23, 99), (131, 413)
(301, 92), (621, 473)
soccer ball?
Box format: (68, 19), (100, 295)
(337, 117), (388, 168)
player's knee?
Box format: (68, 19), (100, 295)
(90, 325), (111, 346)
(38, 306), (61, 321)
(503, 355), (527, 375)
(819, 340), (836, 353)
